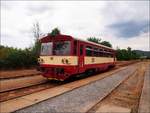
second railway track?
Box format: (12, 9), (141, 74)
(0, 75), (47, 92)
(0, 64), (127, 102)
(0, 61), (139, 93)
(0, 61), (135, 102)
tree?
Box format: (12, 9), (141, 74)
(127, 47), (131, 52)
(87, 37), (112, 48)
(100, 41), (112, 48)
(48, 28), (61, 36)
(87, 37), (101, 44)
(127, 47), (132, 60)
(0, 46), (37, 69)
(116, 47), (140, 60)
(32, 22), (41, 57)
(33, 22), (40, 40)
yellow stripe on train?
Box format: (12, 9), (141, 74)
(84, 57), (114, 64)
(39, 56), (114, 66)
(39, 56), (78, 65)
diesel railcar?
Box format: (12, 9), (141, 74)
(38, 34), (116, 81)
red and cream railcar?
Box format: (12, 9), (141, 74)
(38, 34), (116, 81)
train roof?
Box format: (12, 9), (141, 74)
(40, 34), (114, 50)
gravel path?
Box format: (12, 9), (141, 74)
(15, 66), (137, 113)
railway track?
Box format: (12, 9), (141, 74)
(1, 63), (143, 113)
(0, 65), (127, 102)
(0, 75), (47, 93)
(0, 61), (134, 102)
(0, 69), (41, 79)
(0, 61), (139, 94)
(0, 82), (60, 102)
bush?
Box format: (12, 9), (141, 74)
(116, 47), (140, 61)
(0, 45), (38, 69)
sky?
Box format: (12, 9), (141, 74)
(1, 1), (149, 51)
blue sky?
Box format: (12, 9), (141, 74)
(1, 1), (149, 51)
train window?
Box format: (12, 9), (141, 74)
(41, 42), (53, 55)
(86, 46), (92, 56)
(103, 52), (106, 57)
(53, 41), (71, 55)
(103, 49), (108, 57)
(93, 48), (99, 57)
(107, 52), (110, 57)
(80, 44), (83, 55)
(107, 52), (112, 57)
(74, 40), (77, 55)
(99, 52), (103, 57)
(104, 51), (112, 57)
(110, 53), (114, 57)
(99, 49), (103, 57)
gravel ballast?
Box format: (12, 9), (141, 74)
(15, 66), (137, 113)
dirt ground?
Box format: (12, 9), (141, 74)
(0, 82), (59, 102)
(0, 69), (41, 79)
(116, 60), (139, 67)
(88, 62), (148, 113)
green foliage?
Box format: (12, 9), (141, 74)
(116, 47), (140, 61)
(0, 45), (37, 69)
(0, 22), (42, 70)
(87, 37), (112, 48)
(32, 22), (41, 58)
(48, 28), (61, 36)
(87, 37), (139, 60)
(32, 41), (41, 58)
(100, 41), (112, 48)
(87, 37), (101, 44)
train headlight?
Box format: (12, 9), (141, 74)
(61, 58), (70, 64)
(65, 59), (71, 64)
(62, 59), (65, 64)
(38, 58), (41, 63)
(38, 58), (44, 64)
(65, 59), (69, 64)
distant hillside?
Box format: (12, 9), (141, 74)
(133, 50), (150, 58)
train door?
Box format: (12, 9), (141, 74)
(78, 42), (85, 73)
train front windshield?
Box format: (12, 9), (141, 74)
(40, 41), (71, 55)
(41, 42), (53, 55)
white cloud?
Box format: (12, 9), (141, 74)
(102, 32), (149, 51)
(0, 1), (149, 51)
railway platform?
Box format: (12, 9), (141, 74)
(138, 64), (150, 113)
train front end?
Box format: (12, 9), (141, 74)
(38, 35), (78, 81)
